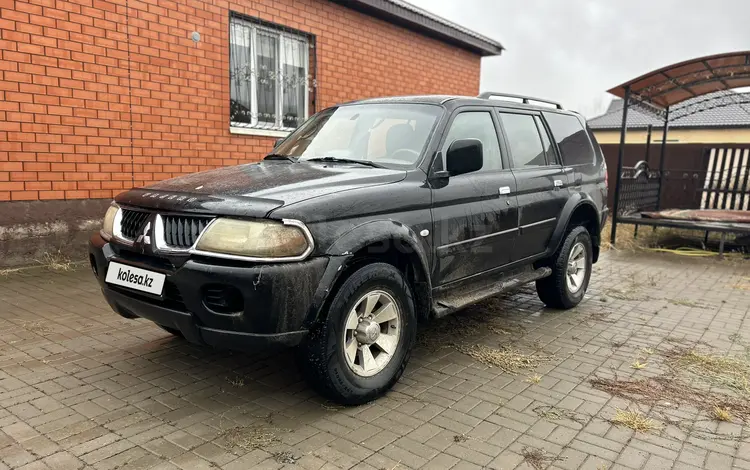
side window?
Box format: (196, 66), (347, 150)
(442, 112), (502, 171)
(534, 116), (558, 165)
(498, 113), (547, 168)
(543, 112), (596, 166)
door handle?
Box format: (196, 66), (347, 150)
(553, 180), (563, 188)
(499, 186), (511, 195)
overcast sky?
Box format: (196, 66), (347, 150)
(407, 0), (750, 117)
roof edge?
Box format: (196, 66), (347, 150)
(329, 0), (504, 57)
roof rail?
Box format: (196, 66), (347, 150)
(478, 92), (563, 110)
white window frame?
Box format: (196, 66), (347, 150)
(229, 17), (310, 134)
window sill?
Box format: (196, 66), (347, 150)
(230, 127), (292, 138)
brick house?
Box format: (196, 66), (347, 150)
(0, 0), (502, 265)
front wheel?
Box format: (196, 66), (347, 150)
(536, 226), (593, 309)
(298, 262), (417, 405)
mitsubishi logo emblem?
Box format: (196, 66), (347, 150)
(135, 221), (152, 252)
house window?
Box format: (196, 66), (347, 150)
(230, 15), (313, 132)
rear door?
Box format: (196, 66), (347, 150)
(431, 108), (519, 285)
(497, 110), (569, 261)
(543, 112), (605, 211)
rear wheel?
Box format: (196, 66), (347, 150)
(298, 262), (416, 405)
(536, 226), (592, 309)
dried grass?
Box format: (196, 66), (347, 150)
(533, 405), (585, 424)
(226, 376), (245, 387)
(455, 343), (552, 374)
(526, 374), (542, 384)
(220, 426), (280, 450)
(36, 250), (73, 272)
(521, 447), (566, 470)
(611, 409), (661, 433)
(713, 406), (732, 422)
(601, 220), (738, 253)
(665, 348), (750, 395)
(590, 375), (750, 422)
(631, 360), (648, 370)
(272, 451), (299, 464)
(0, 267), (23, 277)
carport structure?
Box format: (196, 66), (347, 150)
(608, 51), (750, 252)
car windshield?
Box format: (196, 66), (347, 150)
(273, 104), (443, 168)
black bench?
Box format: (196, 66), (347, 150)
(614, 160), (750, 255)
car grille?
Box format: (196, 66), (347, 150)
(163, 215), (212, 249)
(120, 209), (151, 239)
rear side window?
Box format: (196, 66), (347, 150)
(543, 112), (595, 166)
(534, 116), (558, 165)
(498, 112), (547, 168)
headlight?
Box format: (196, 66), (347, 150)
(195, 218), (311, 259)
(100, 203), (119, 241)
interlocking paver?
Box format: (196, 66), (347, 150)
(0, 252), (748, 469)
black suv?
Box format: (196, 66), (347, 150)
(89, 93), (608, 405)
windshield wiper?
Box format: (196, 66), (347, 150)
(264, 154), (298, 162)
(305, 157), (385, 169)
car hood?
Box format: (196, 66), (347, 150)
(115, 161), (407, 218)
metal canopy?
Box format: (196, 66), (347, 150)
(609, 51), (750, 247)
(608, 51), (750, 109)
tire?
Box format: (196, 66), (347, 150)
(536, 225), (593, 309)
(298, 262), (417, 405)
(158, 324), (184, 338)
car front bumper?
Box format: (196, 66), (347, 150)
(89, 233), (331, 351)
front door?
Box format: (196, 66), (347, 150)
(430, 109), (519, 286)
(497, 110), (570, 261)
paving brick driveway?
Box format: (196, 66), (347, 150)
(1, 252), (749, 470)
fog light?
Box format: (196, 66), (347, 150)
(202, 284), (244, 314)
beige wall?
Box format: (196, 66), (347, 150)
(594, 128), (750, 145)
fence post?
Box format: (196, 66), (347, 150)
(610, 86), (631, 246)
(656, 106), (670, 211)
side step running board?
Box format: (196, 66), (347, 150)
(433, 267), (552, 318)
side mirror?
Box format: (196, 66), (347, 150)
(446, 138), (483, 176)
(274, 138), (284, 149)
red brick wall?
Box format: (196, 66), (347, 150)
(0, 0), (482, 202)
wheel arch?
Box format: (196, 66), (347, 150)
(308, 220), (433, 327)
(548, 195), (601, 263)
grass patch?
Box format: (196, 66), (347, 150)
(601, 220), (740, 253)
(20, 321), (53, 335)
(521, 447), (566, 470)
(0, 267), (24, 277)
(611, 409), (661, 433)
(590, 375), (750, 422)
(665, 348), (750, 395)
(272, 451), (298, 464)
(526, 374), (542, 384)
(668, 298), (704, 308)
(455, 343), (552, 374)
(631, 360), (648, 370)
(532, 405), (585, 424)
(226, 376), (245, 387)
(36, 250), (73, 272)
(220, 425), (280, 451)
(713, 406), (732, 422)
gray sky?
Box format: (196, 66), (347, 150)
(407, 0), (750, 117)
